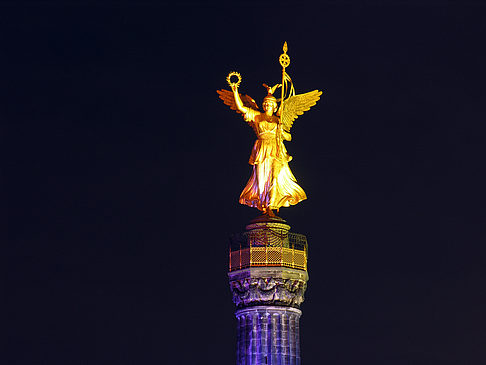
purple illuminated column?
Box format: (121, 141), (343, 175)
(228, 219), (309, 365)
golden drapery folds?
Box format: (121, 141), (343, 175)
(238, 109), (306, 212)
(217, 43), (322, 216)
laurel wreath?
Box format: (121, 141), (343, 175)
(226, 71), (242, 88)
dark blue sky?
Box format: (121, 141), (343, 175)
(5, 2), (486, 364)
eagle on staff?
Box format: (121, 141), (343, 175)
(217, 42), (322, 218)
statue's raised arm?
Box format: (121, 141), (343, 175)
(217, 72), (259, 116)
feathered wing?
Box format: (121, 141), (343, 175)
(216, 89), (259, 113)
(280, 90), (322, 132)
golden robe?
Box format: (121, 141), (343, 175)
(239, 109), (307, 211)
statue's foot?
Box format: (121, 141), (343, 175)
(261, 207), (278, 217)
(267, 209), (276, 218)
(250, 209), (286, 224)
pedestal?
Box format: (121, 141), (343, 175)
(228, 219), (309, 365)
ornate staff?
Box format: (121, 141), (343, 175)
(277, 42), (291, 156)
(279, 42), (290, 113)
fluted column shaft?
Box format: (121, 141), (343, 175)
(236, 306), (302, 365)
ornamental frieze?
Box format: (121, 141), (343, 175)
(229, 276), (307, 308)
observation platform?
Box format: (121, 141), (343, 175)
(228, 219), (308, 272)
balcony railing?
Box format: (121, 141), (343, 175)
(229, 230), (307, 271)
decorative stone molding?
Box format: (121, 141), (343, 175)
(228, 267), (308, 308)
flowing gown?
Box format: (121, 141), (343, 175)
(239, 109), (307, 211)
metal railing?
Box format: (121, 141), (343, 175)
(229, 231), (307, 271)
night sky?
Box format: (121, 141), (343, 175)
(5, 2), (486, 364)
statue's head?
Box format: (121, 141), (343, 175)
(262, 83), (280, 114)
(263, 95), (278, 113)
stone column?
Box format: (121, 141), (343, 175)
(228, 219), (309, 365)
(235, 306), (303, 365)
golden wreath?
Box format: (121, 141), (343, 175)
(226, 71), (242, 88)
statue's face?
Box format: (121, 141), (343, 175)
(263, 100), (277, 114)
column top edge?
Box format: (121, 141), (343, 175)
(235, 306), (302, 316)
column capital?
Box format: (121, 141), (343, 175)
(228, 267), (308, 309)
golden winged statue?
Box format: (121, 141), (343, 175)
(217, 43), (322, 217)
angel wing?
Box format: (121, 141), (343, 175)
(217, 89), (259, 113)
(280, 90), (322, 132)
